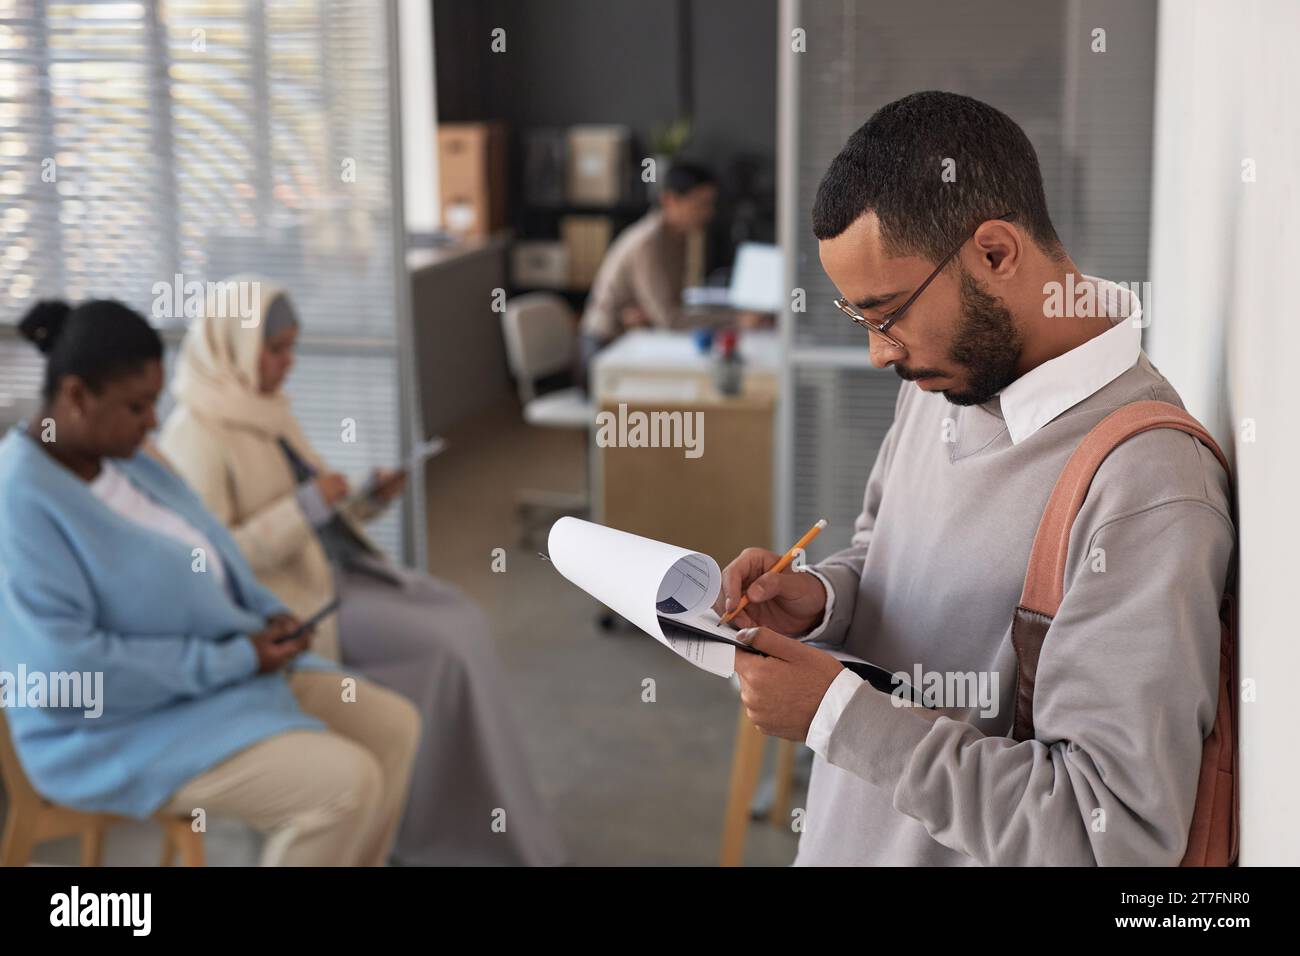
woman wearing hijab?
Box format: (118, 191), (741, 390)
(0, 298), (420, 866)
(158, 281), (565, 866)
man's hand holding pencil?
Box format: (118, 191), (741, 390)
(713, 519), (830, 634)
(715, 519), (845, 742)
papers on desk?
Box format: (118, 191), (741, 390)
(605, 376), (702, 403)
(547, 517), (738, 676)
(682, 286), (733, 307)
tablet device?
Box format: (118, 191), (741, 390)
(344, 437), (448, 510)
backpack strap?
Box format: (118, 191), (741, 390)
(1011, 400), (1232, 742)
(1019, 400), (1231, 618)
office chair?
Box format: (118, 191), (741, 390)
(0, 708), (205, 866)
(500, 293), (593, 547)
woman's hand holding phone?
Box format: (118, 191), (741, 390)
(366, 467), (407, 504)
(250, 614), (313, 673)
(314, 472), (350, 506)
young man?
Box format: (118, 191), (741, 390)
(578, 162), (718, 372)
(717, 91), (1234, 865)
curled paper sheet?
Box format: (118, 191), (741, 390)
(547, 517), (737, 677)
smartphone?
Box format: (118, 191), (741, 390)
(272, 598), (341, 644)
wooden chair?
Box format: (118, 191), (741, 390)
(719, 701), (798, 866)
(0, 709), (204, 866)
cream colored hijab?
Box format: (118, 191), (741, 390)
(171, 276), (320, 464)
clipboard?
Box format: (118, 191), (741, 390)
(656, 614), (928, 707)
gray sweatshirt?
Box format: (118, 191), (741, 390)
(794, 352), (1234, 865)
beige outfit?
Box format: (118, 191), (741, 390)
(159, 282), (567, 866)
(163, 670), (420, 866)
(156, 279), (380, 663)
(158, 406), (346, 662)
(579, 210), (690, 341)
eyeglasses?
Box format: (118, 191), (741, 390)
(832, 212), (1016, 350)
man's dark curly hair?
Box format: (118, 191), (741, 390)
(812, 90), (1065, 263)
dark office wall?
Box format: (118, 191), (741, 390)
(473, 0), (681, 141)
(432, 0), (491, 122)
(687, 0), (778, 174)
(432, 0), (778, 267)
(688, 0), (779, 260)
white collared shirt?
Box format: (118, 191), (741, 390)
(803, 275), (1144, 758)
(1000, 275), (1143, 444)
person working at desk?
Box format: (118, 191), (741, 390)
(577, 161), (718, 380)
(715, 91), (1234, 866)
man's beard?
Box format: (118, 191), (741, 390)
(930, 267), (1023, 406)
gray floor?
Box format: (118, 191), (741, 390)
(1, 398), (805, 866)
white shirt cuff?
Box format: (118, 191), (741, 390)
(804, 667), (864, 758)
(799, 567), (836, 641)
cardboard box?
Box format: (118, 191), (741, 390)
(566, 125), (629, 206)
(561, 215), (613, 288)
(511, 240), (570, 289)
(438, 122), (507, 239)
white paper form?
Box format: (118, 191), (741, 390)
(547, 517), (737, 677)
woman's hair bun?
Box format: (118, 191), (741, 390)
(18, 299), (72, 355)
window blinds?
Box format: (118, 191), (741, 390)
(0, 0), (413, 560)
(777, 0), (1157, 559)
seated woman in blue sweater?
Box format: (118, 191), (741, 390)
(0, 299), (420, 866)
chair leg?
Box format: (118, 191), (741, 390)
(0, 806), (37, 867)
(176, 827), (205, 867)
(159, 829), (176, 867)
(719, 702), (767, 867)
(80, 822), (106, 867)
(768, 738), (797, 829)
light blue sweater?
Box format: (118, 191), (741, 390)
(0, 427), (332, 817)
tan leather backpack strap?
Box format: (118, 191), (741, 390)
(1011, 400), (1231, 742)
(1019, 400), (1230, 617)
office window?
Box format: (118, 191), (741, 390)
(0, 0), (415, 559)
(776, 0), (1157, 555)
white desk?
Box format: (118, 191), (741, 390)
(588, 329), (780, 560)
(591, 330), (780, 405)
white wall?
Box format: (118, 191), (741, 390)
(399, 0), (439, 233)
(1148, 0), (1300, 864)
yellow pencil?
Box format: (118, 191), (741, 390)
(720, 518), (828, 625)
